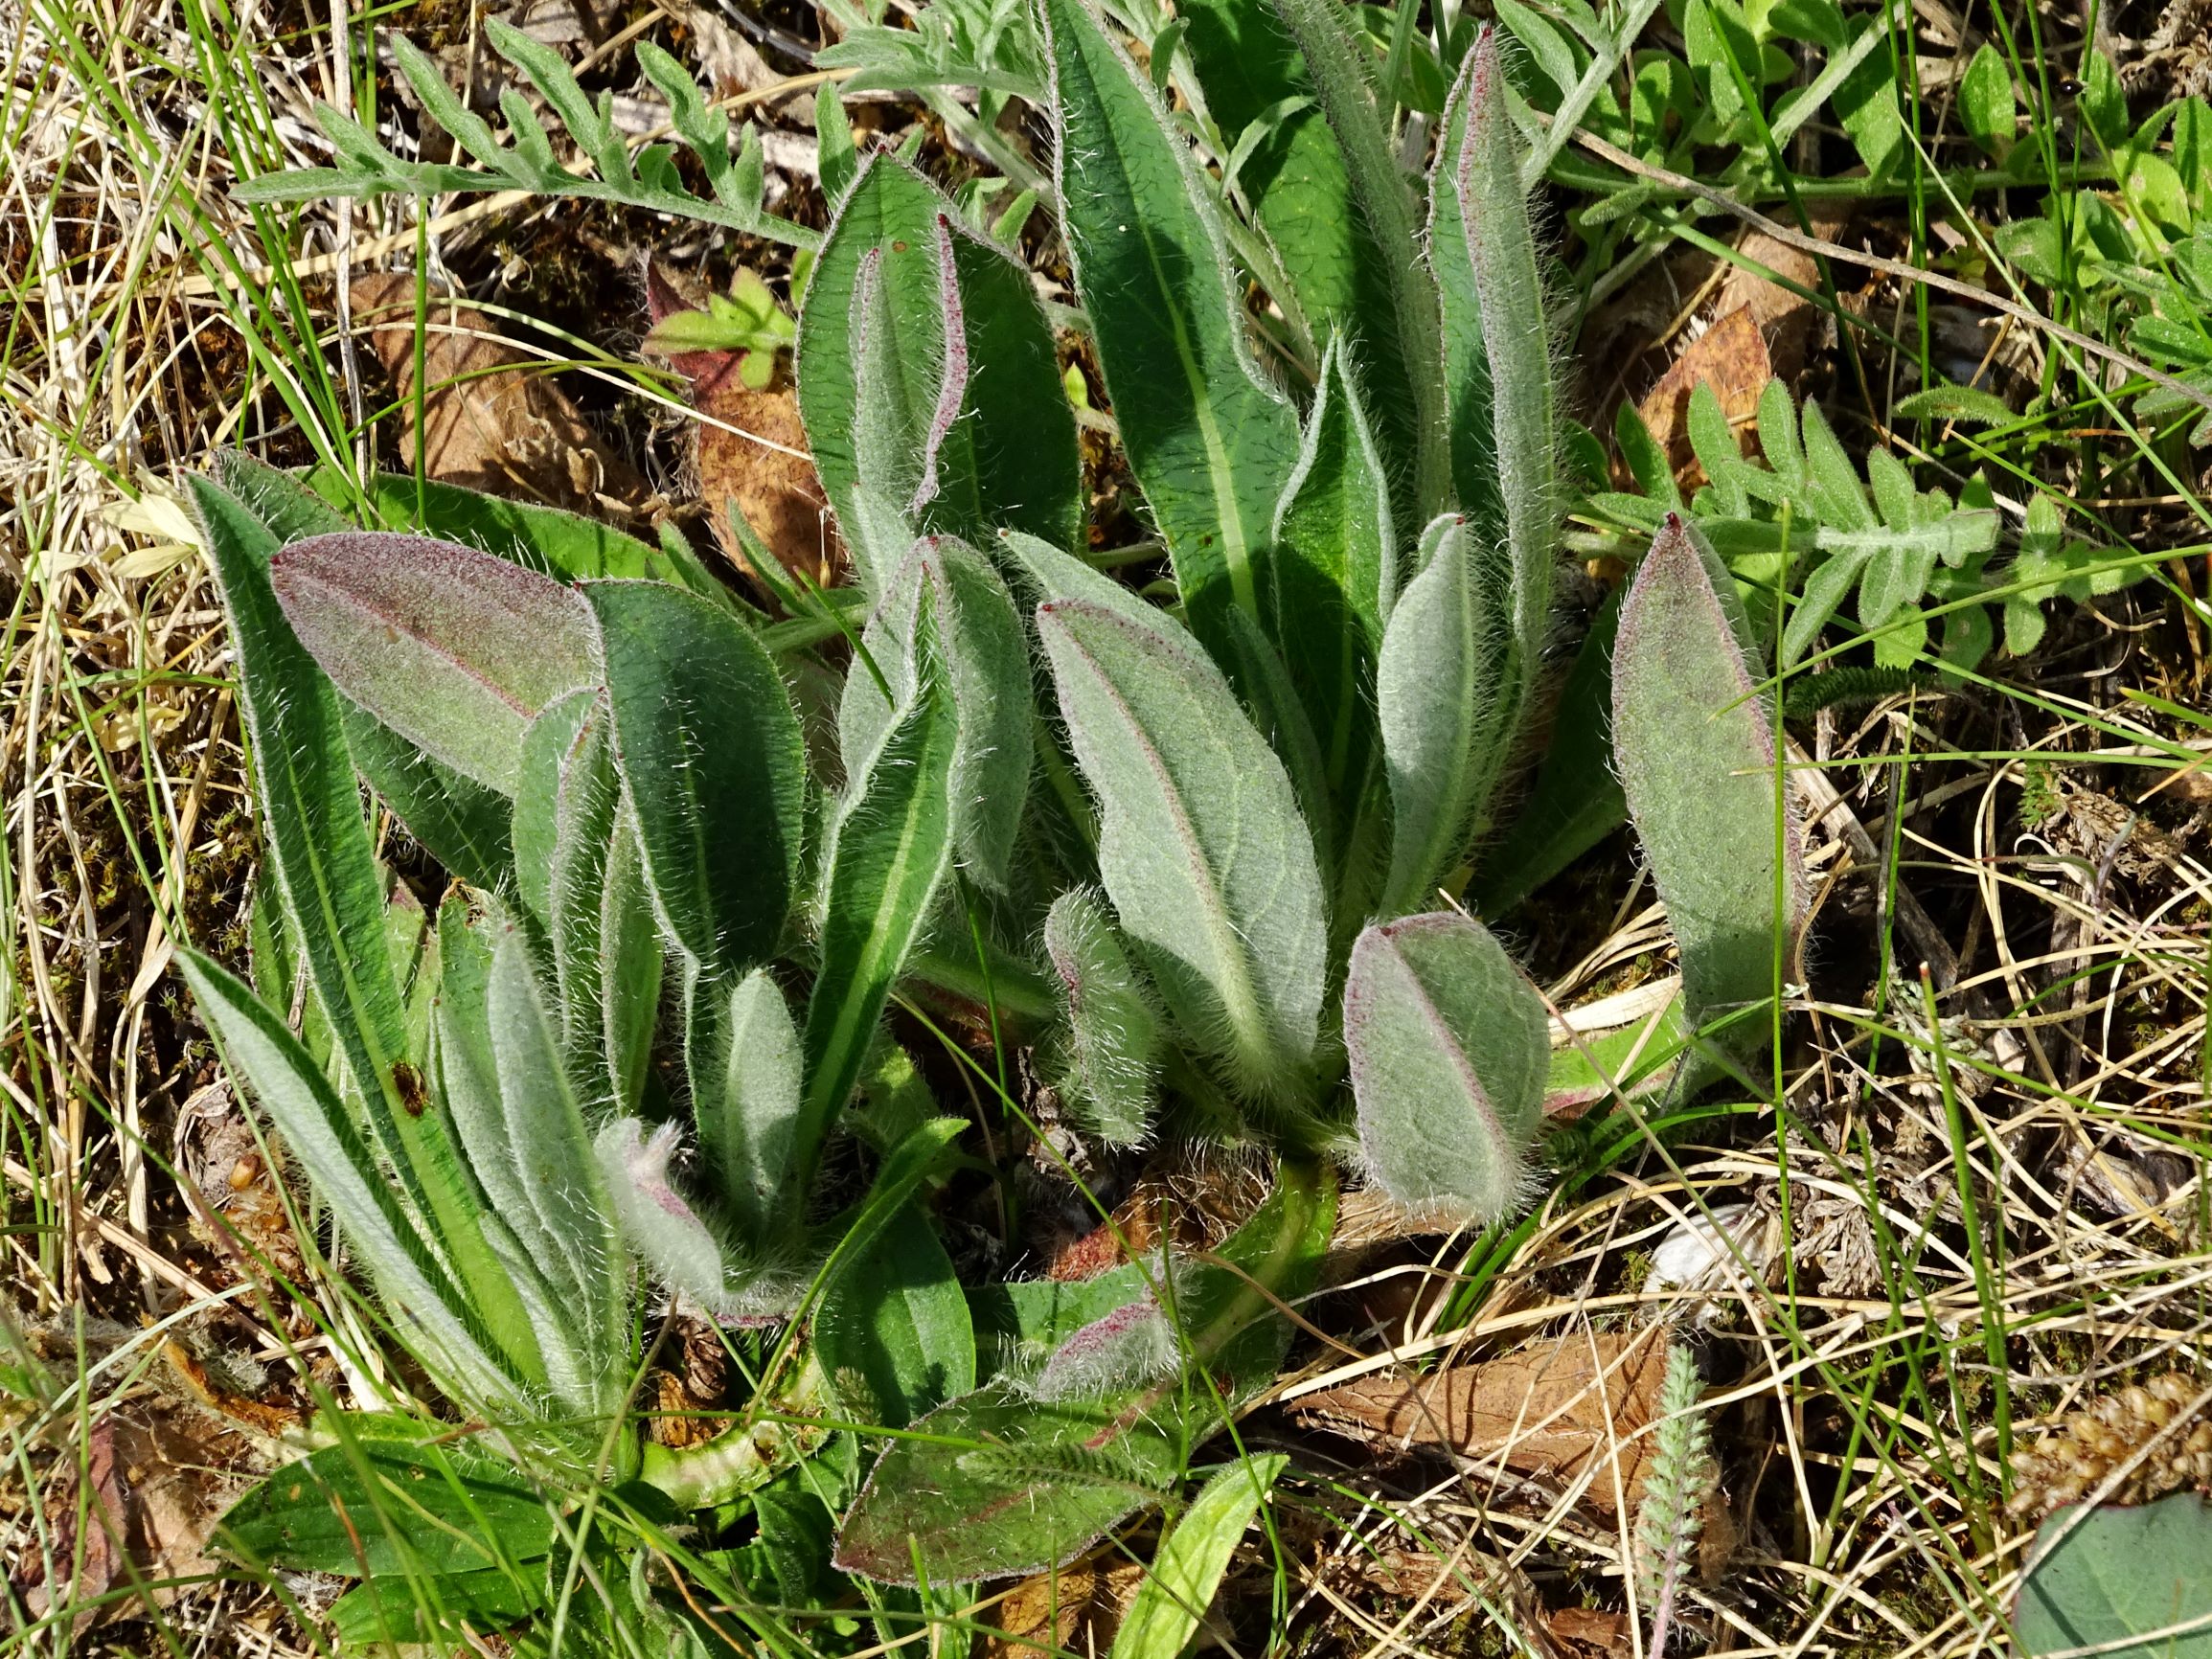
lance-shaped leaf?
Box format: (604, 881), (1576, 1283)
(180, 950), (535, 1414)
(485, 920), (628, 1402)
(1612, 514), (1808, 1032)
(1038, 598), (1327, 1102)
(187, 479), (446, 1263)
(797, 627), (961, 1232)
(834, 1159), (1334, 1584)
(1038, 0), (1300, 639)
(1111, 1455), (1288, 1659)
(1269, 337), (1395, 817)
(269, 532), (596, 794)
(210, 454), (519, 887)
(197, 477), (548, 1377)
(435, 904), (627, 1415)
(343, 716), (515, 893)
(797, 154), (1079, 590)
(435, 898), (587, 1314)
(1043, 887), (1162, 1145)
(692, 966), (805, 1249)
(815, 1203), (974, 1428)
(1266, 0), (1447, 518)
(583, 580), (807, 974)
(838, 537), (1034, 891)
(1174, 0), (1420, 530)
(1377, 515), (1507, 917)
(1428, 29), (1556, 727)
(544, 711), (664, 1113)
(512, 689), (597, 926)
(1217, 603), (1334, 876)
(1344, 911), (1549, 1225)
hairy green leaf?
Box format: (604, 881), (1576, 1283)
(1038, 598), (1327, 1103)
(484, 920), (627, 1411)
(511, 689), (598, 926)
(181, 951), (530, 1411)
(799, 630), (962, 1230)
(834, 1160), (1333, 1583)
(433, 899), (588, 1335)
(800, 158), (1080, 578)
(1612, 515), (1806, 1032)
(1344, 911), (1549, 1226)
(1269, 337), (1395, 827)
(1043, 887), (1162, 1145)
(584, 580), (807, 974)
(2016, 1494), (2212, 1659)
(269, 532), (595, 794)
(1427, 28), (1556, 728)
(595, 1117), (796, 1325)
(217, 1428), (559, 1578)
(816, 1203), (975, 1427)
(1038, 0), (1300, 639)
(544, 710), (662, 1113)
(345, 716), (516, 891)
(838, 536), (1034, 890)
(694, 966), (805, 1249)
(1377, 515), (1507, 917)
(190, 479), (494, 1307)
(1266, 0), (1446, 518)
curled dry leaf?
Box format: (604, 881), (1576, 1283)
(1293, 1329), (1670, 1519)
(350, 272), (654, 520)
(645, 261), (839, 587)
(13, 1404), (254, 1632)
(1635, 305), (1771, 481)
(978, 1556), (1147, 1659)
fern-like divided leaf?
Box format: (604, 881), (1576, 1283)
(1585, 379), (2144, 673)
(235, 26), (819, 250)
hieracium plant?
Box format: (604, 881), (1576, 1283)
(198, 0), (1806, 1600)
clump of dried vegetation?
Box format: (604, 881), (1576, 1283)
(6, 0), (2212, 1652)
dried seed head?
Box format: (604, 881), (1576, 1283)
(2009, 1371), (2212, 1523)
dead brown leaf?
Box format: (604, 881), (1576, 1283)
(1292, 1329), (1670, 1519)
(1635, 305), (1771, 481)
(14, 1419), (126, 1630)
(351, 271), (653, 520)
(976, 1557), (1147, 1659)
(1712, 219), (1840, 388)
(644, 261), (838, 588)
(11, 1401), (245, 1632)
(1548, 1606), (1634, 1658)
